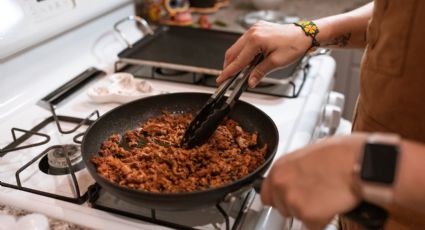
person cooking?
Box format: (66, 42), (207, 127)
(217, 1), (425, 229)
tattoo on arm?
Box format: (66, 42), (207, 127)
(323, 32), (352, 47)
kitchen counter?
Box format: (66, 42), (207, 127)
(202, 0), (371, 32)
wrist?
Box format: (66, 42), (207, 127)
(313, 19), (331, 46)
(292, 24), (316, 53)
(293, 20), (321, 52)
(347, 134), (368, 201)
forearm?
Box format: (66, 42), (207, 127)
(314, 2), (374, 49)
(218, 2), (374, 86)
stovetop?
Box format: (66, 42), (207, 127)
(0, 104), (259, 230)
(0, 53), (336, 230)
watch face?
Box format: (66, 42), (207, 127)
(361, 143), (399, 184)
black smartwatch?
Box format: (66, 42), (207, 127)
(358, 133), (400, 203)
(346, 133), (400, 229)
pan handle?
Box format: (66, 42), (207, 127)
(114, 15), (154, 48)
(254, 177), (387, 229)
(253, 177), (264, 193)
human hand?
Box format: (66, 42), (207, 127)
(261, 134), (367, 230)
(216, 21), (311, 88)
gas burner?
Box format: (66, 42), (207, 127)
(155, 67), (188, 76)
(0, 115), (97, 204)
(39, 144), (85, 175)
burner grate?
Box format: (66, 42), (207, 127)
(114, 56), (311, 98)
(88, 183), (255, 230)
(0, 114), (98, 204)
(0, 128), (50, 156)
(49, 104), (99, 135)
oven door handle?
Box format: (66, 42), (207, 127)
(38, 67), (105, 110)
(114, 15), (154, 48)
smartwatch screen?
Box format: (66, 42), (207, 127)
(361, 143), (399, 184)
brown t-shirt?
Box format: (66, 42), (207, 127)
(348, 0), (425, 228)
(353, 0), (425, 143)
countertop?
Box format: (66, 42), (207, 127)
(201, 0), (371, 32)
(1, 0), (370, 229)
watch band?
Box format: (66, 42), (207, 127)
(361, 181), (394, 204)
(293, 20), (320, 52)
(346, 133), (400, 229)
(344, 201), (388, 230)
(368, 133), (400, 146)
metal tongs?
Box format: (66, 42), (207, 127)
(181, 54), (264, 148)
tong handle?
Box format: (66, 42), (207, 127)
(198, 69), (242, 119)
(211, 70), (241, 100)
(180, 69), (240, 146)
(212, 53), (264, 105)
(226, 53), (264, 105)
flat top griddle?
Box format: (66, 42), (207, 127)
(118, 26), (241, 75)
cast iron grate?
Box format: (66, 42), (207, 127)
(0, 114), (98, 204)
(88, 183), (255, 230)
(114, 57), (311, 98)
(0, 67), (103, 204)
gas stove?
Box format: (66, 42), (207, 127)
(0, 1), (338, 230)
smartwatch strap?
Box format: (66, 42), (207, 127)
(344, 201), (388, 230)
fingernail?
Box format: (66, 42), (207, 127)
(216, 76), (223, 83)
(249, 78), (259, 88)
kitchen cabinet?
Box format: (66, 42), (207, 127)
(331, 49), (364, 120)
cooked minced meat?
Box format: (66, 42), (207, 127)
(91, 112), (267, 193)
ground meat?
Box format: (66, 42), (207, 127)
(91, 112), (267, 193)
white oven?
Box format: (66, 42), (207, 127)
(0, 1), (341, 229)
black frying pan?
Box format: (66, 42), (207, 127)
(81, 92), (279, 210)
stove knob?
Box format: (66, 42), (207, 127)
(320, 104), (342, 136)
(327, 91), (345, 113)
